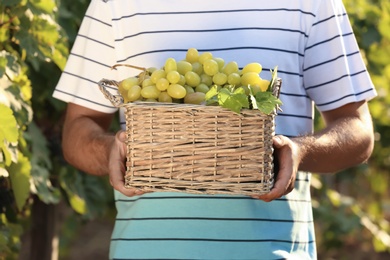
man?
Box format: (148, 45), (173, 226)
(54, 0), (376, 259)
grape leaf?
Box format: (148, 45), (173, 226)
(0, 104), (19, 143)
(8, 153), (31, 211)
(252, 92), (283, 115)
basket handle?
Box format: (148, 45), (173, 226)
(98, 79), (124, 108)
(272, 78), (282, 98)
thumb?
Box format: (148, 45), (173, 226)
(116, 130), (127, 143)
(273, 135), (285, 148)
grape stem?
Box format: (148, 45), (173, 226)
(111, 63), (147, 72)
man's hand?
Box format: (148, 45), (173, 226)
(252, 135), (299, 202)
(252, 101), (374, 202)
(108, 130), (145, 197)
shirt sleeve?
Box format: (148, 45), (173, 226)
(53, 0), (120, 113)
(303, 0), (377, 111)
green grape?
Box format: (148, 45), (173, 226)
(185, 71), (201, 87)
(212, 72), (228, 85)
(177, 60), (193, 75)
(214, 57), (225, 70)
(258, 79), (270, 92)
(167, 84), (187, 99)
(142, 78), (154, 88)
(249, 85), (262, 95)
(158, 91), (173, 103)
(156, 78), (170, 91)
(242, 62), (262, 74)
(198, 52), (213, 64)
(127, 85), (142, 102)
(147, 67), (157, 74)
(184, 92), (206, 104)
(178, 75), (186, 86)
(186, 48), (199, 63)
(227, 73), (241, 85)
(150, 69), (166, 84)
(184, 85), (195, 94)
(203, 59), (219, 76)
(141, 85), (160, 99)
(119, 76), (139, 91)
(192, 62), (203, 75)
(195, 83), (209, 94)
(164, 57), (177, 73)
(222, 61), (239, 75)
(200, 73), (213, 86)
(167, 70), (181, 84)
(241, 72), (262, 86)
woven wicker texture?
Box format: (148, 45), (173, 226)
(98, 78), (281, 195)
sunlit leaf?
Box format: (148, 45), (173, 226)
(0, 104), (19, 143)
(8, 153), (31, 211)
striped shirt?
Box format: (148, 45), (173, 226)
(53, 0), (376, 259)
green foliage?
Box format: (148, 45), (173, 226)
(312, 0), (390, 257)
(0, 0), (112, 258)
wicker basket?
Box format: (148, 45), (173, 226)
(98, 78), (281, 195)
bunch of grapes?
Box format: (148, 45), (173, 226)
(117, 48), (271, 105)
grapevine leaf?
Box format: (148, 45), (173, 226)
(28, 122), (60, 204)
(267, 66), (278, 92)
(233, 87), (246, 95)
(28, 0), (56, 14)
(205, 85), (218, 101)
(8, 153), (31, 211)
(217, 88), (231, 103)
(253, 92), (283, 115)
(59, 167), (87, 215)
(0, 104), (19, 143)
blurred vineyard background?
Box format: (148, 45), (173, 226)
(0, 0), (389, 259)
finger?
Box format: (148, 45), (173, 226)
(273, 135), (285, 149)
(116, 129), (127, 143)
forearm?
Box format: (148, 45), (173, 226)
(62, 104), (115, 176)
(293, 115), (374, 173)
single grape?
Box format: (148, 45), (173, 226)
(195, 83), (209, 94)
(158, 91), (173, 103)
(184, 92), (206, 104)
(127, 85), (142, 102)
(156, 78), (170, 91)
(203, 59), (219, 76)
(241, 72), (262, 86)
(142, 78), (154, 88)
(167, 70), (181, 84)
(119, 77), (139, 91)
(185, 71), (201, 87)
(200, 74), (213, 86)
(227, 73), (241, 85)
(167, 84), (187, 99)
(184, 85), (195, 94)
(213, 57), (225, 70)
(178, 75), (186, 86)
(258, 79), (270, 92)
(222, 61), (239, 75)
(186, 48), (199, 63)
(192, 62), (203, 75)
(177, 60), (193, 75)
(249, 85), (262, 95)
(198, 52), (213, 64)
(242, 62), (262, 74)
(212, 72), (228, 86)
(164, 57), (177, 73)
(141, 85), (160, 99)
